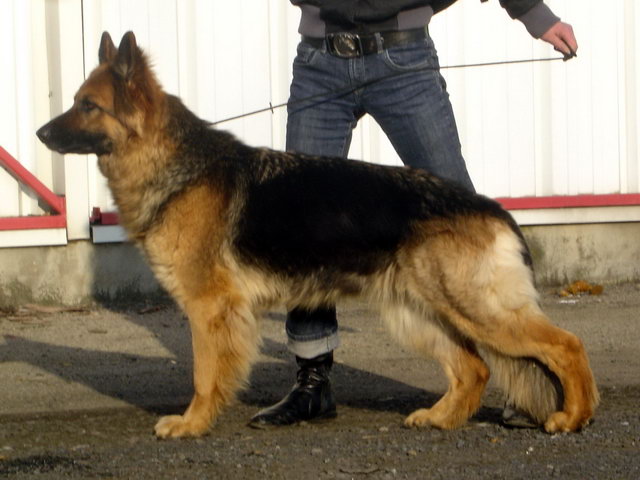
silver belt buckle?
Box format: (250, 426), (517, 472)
(326, 33), (363, 58)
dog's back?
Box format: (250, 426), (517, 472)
(233, 150), (525, 275)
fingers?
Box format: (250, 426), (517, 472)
(541, 21), (578, 61)
(558, 48), (577, 62)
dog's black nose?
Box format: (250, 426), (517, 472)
(36, 124), (51, 144)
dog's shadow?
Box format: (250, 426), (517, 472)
(0, 307), (501, 424)
(119, 307), (445, 415)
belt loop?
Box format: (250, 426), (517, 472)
(374, 32), (384, 53)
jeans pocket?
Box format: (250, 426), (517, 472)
(295, 41), (321, 66)
(382, 38), (438, 72)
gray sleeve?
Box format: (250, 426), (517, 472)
(517, 2), (560, 38)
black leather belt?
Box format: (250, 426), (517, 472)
(302, 27), (427, 58)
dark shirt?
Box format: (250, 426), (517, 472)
(291, 0), (559, 39)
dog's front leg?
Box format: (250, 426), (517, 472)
(154, 294), (259, 438)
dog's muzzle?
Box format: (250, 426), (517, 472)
(36, 120), (113, 156)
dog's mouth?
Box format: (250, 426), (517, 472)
(36, 125), (113, 156)
(48, 142), (111, 156)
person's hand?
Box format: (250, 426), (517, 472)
(541, 21), (578, 60)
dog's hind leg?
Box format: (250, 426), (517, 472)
(471, 304), (598, 433)
(154, 290), (259, 438)
(410, 223), (598, 433)
(381, 304), (489, 430)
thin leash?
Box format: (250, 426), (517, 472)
(211, 56), (567, 126)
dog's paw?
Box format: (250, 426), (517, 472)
(544, 412), (573, 433)
(154, 414), (209, 439)
(404, 408), (438, 429)
(404, 408), (465, 430)
(544, 411), (590, 433)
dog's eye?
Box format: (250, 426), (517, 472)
(80, 99), (98, 113)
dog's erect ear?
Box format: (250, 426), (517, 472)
(99, 32), (117, 64)
(115, 31), (142, 80)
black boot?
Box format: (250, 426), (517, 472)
(248, 352), (337, 428)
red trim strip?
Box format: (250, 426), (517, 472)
(496, 194), (640, 210)
(99, 212), (120, 225)
(0, 146), (67, 231)
(89, 194), (640, 228)
(0, 215), (67, 230)
(90, 208), (120, 226)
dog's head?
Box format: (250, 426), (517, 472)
(37, 31), (160, 157)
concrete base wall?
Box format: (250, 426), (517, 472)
(1, 222), (639, 308)
(523, 222), (640, 285)
(0, 242), (164, 308)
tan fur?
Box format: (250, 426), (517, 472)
(390, 217), (599, 432)
(37, 31), (599, 438)
(143, 185), (260, 437)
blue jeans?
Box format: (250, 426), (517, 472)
(285, 29), (474, 358)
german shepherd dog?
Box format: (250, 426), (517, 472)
(37, 31), (598, 438)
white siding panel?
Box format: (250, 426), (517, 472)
(239, 1), (274, 148)
(0, 0), (20, 217)
(548, 59), (570, 197)
(267, 2), (300, 150)
(211, 1), (269, 141)
(0, 228), (67, 248)
(635, 0), (640, 192)
(148, 0), (180, 95)
(618, 0), (640, 195)
(0, 0), (60, 219)
(212, 2), (244, 125)
(590, 2), (620, 195)
(14, 1), (36, 179)
(46, 1), (89, 240)
(506, 38), (536, 198)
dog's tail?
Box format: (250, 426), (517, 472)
(481, 348), (563, 424)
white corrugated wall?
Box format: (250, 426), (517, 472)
(1, 0), (639, 246)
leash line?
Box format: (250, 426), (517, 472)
(211, 56), (565, 126)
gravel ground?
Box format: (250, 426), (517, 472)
(1, 284), (639, 479)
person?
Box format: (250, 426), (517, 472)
(248, 0), (578, 428)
